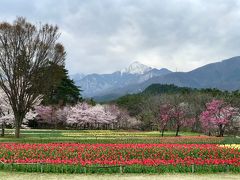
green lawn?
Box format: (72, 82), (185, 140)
(0, 171), (239, 180)
(0, 129), (239, 144)
(2, 129), (201, 136)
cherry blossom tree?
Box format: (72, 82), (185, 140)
(32, 103), (135, 130)
(157, 103), (172, 137)
(0, 89), (12, 136)
(66, 103), (117, 129)
(200, 99), (238, 137)
(0, 89), (38, 135)
(104, 104), (130, 129)
(66, 103), (91, 128)
(34, 105), (69, 128)
(171, 102), (195, 136)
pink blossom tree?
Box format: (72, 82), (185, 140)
(0, 89), (13, 136)
(0, 89), (38, 135)
(104, 104), (134, 129)
(157, 103), (172, 137)
(171, 102), (195, 136)
(66, 103), (117, 129)
(34, 105), (69, 128)
(90, 105), (117, 129)
(66, 103), (92, 128)
(200, 99), (238, 137)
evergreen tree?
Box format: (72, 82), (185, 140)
(42, 66), (82, 106)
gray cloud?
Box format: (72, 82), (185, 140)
(1, 0), (240, 74)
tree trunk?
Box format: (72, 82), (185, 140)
(176, 125), (180, 136)
(219, 125), (224, 137)
(161, 127), (165, 137)
(1, 123), (4, 137)
(15, 124), (20, 138)
(14, 114), (24, 138)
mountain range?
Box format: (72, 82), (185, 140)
(72, 61), (172, 98)
(72, 56), (240, 102)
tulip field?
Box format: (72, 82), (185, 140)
(0, 130), (240, 174)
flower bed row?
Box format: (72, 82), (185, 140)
(0, 143), (239, 173)
(220, 144), (240, 149)
(158, 136), (223, 144)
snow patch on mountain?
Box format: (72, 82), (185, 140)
(121, 61), (152, 75)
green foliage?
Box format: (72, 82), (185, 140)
(85, 98), (96, 106)
(42, 65), (82, 106)
(116, 84), (240, 115)
(115, 94), (145, 116)
(143, 84), (193, 95)
(116, 84), (194, 116)
(0, 164), (239, 174)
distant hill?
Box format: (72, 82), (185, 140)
(94, 56), (240, 102)
(143, 84), (193, 95)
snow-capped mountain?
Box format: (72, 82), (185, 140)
(121, 61), (152, 74)
(72, 62), (172, 98)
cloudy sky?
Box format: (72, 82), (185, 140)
(1, 0), (240, 74)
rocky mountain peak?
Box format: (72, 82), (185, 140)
(121, 61), (152, 75)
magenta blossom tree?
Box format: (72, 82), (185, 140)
(171, 102), (195, 136)
(158, 103), (172, 137)
(200, 99), (238, 137)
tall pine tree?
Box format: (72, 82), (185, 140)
(42, 65), (82, 106)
